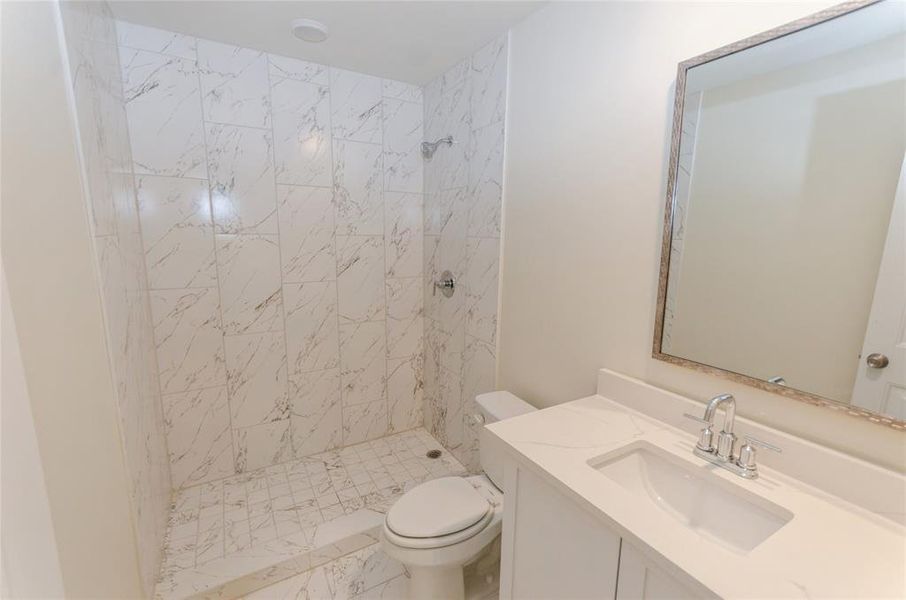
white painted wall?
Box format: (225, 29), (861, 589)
(497, 1), (906, 472)
(1, 270), (65, 599)
(0, 1), (144, 595)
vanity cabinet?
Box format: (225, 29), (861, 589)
(499, 464), (700, 600)
(615, 543), (698, 600)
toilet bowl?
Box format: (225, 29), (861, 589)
(380, 391), (535, 600)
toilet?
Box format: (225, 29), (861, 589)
(381, 391), (536, 599)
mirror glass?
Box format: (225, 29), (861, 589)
(659, 1), (906, 421)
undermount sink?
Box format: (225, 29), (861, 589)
(588, 442), (793, 553)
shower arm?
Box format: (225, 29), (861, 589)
(421, 136), (455, 159)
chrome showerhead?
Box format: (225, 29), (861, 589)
(421, 135), (454, 159)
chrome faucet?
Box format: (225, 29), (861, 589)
(704, 393), (736, 461)
(684, 394), (781, 479)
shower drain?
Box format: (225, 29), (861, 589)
(426, 449), (443, 459)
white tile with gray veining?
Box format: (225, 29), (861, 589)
(120, 47), (206, 178)
(336, 236), (385, 324)
(382, 79), (423, 105)
(277, 185), (336, 283)
(271, 77), (332, 187)
(284, 281), (340, 377)
(207, 123), (278, 235)
(425, 81), (470, 193)
(234, 419), (293, 473)
(63, 1), (117, 45)
(339, 321), (387, 409)
(330, 68), (382, 143)
(423, 192), (444, 237)
(465, 238), (500, 345)
(268, 53), (329, 85)
(290, 368), (342, 458)
(425, 319), (464, 383)
(461, 335), (496, 471)
(384, 192), (423, 279)
(382, 98), (423, 194)
(388, 356), (423, 434)
(469, 36), (507, 130)
(333, 141), (383, 235)
(116, 21), (197, 60)
(137, 175), (217, 289)
(225, 330), (289, 429)
(163, 386), (234, 489)
(216, 234), (283, 335)
(198, 39), (270, 128)
(440, 367), (464, 452)
(386, 278), (423, 360)
(343, 399), (389, 446)
(151, 287), (226, 395)
(422, 235), (441, 321)
(69, 41), (118, 236)
(67, 11), (173, 597)
(156, 430), (463, 598)
(467, 121), (505, 239)
(424, 57), (469, 121)
(109, 21), (442, 488)
(437, 190), (468, 333)
(422, 29), (506, 453)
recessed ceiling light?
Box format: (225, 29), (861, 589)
(291, 18), (329, 43)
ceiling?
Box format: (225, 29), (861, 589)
(110, 1), (543, 85)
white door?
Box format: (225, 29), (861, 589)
(852, 155), (906, 418)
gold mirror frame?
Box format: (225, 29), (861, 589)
(653, 0), (905, 431)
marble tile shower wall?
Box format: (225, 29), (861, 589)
(423, 36), (508, 472)
(115, 22), (426, 489)
(58, 3), (172, 596)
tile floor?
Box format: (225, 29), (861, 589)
(241, 540), (501, 600)
(158, 429), (468, 597)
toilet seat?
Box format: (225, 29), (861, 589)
(384, 508), (494, 549)
(384, 476), (495, 550)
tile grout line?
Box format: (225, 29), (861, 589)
(264, 52), (296, 467)
(380, 81), (393, 439)
(192, 35), (240, 486)
(326, 66), (346, 450)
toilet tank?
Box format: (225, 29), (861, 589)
(476, 391), (536, 489)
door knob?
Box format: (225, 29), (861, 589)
(866, 353), (889, 369)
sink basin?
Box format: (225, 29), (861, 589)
(589, 442), (792, 553)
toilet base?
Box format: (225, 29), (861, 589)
(409, 565), (465, 600)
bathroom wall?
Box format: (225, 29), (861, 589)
(498, 1), (906, 472)
(115, 21), (426, 486)
(58, 2), (171, 593)
(1, 0), (153, 595)
(423, 36), (508, 471)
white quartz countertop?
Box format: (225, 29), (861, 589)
(486, 395), (906, 599)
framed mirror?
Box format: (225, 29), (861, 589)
(654, 0), (906, 428)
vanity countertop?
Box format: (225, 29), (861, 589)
(485, 394), (906, 599)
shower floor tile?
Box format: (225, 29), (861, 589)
(155, 428), (466, 599)
(239, 540), (501, 600)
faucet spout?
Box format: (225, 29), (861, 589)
(704, 393), (735, 434)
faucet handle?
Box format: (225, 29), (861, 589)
(683, 413), (709, 425)
(743, 436), (782, 453)
(683, 413), (714, 452)
(736, 435), (781, 476)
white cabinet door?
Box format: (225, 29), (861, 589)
(615, 543), (700, 600)
(501, 465), (621, 599)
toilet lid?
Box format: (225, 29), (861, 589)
(386, 477), (491, 538)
